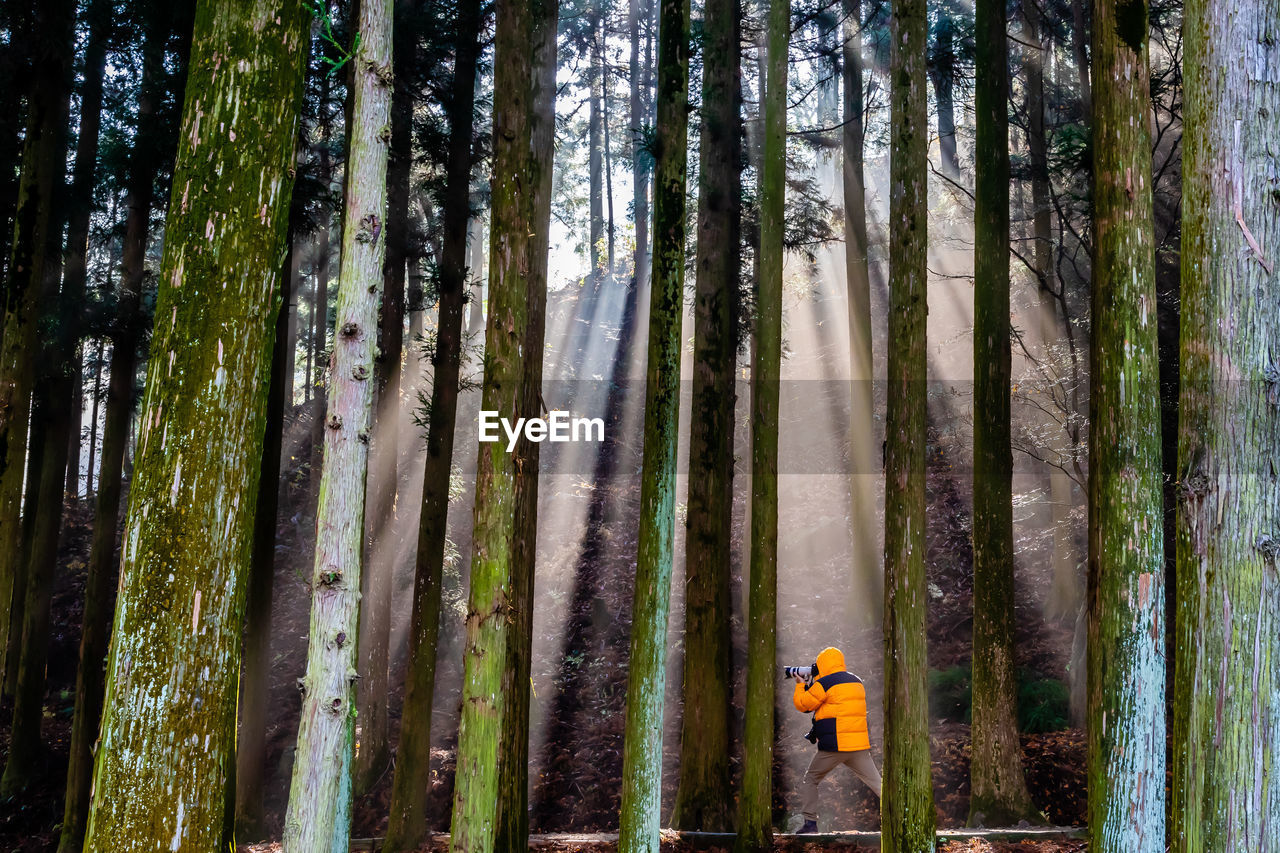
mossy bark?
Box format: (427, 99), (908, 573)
(447, 0), (534, 849)
(495, 1), (558, 849)
(81, 2), (308, 849)
(1173, 0), (1280, 849)
(0, 0), (75, 703)
(617, 0), (690, 847)
(670, 0), (738, 833)
(1086, 1), (1165, 850)
(0, 0), (110, 799)
(382, 1), (483, 850)
(842, 0), (878, 625)
(737, 0), (787, 849)
(968, 0), (1036, 827)
(882, 0), (935, 846)
(283, 1), (392, 849)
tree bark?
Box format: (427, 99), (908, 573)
(968, 0), (1036, 826)
(496, 4), (558, 848)
(0, 0), (76, 704)
(1086, 1), (1165, 850)
(283, 1), (392, 848)
(616, 0), (690, 848)
(882, 0), (935, 845)
(670, 0), (738, 832)
(1173, 0), (1280, 849)
(81, 2), (308, 848)
(842, 0), (878, 625)
(447, 0), (536, 848)
(383, 0), (483, 848)
(737, 0), (786, 849)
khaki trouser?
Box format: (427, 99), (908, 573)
(800, 749), (883, 820)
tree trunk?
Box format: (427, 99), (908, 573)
(1086, 1), (1165, 850)
(495, 3), (558, 847)
(968, 0), (1036, 826)
(0, 0), (76, 704)
(629, 0), (650, 287)
(447, 0), (536, 848)
(737, 0), (786, 849)
(283, 1), (392, 848)
(928, 13), (957, 177)
(382, 0), (483, 848)
(81, 3), (308, 848)
(354, 0), (415, 795)
(842, 0), (878, 625)
(589, 13), (604, 284)
(1173, 0), (1280, 849)
(615, 0), (690, 848)
(882, 0), (935, 846)
(670, 0), (738, 833)
(0, 0), (110, 798)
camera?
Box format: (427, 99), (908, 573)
(783, 664), (817, 681)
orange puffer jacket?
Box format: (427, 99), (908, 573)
(793, 647), (870, 752)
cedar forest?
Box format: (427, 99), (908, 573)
(0, 0), (1275, 851)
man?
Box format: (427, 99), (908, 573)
(791, 646), (882, 833)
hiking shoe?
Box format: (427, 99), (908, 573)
(798, 820), (818, 834)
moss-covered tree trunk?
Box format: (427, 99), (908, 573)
(737, 0), (787, 849)
(0, 0), (75, 703)
(1173, 0), (1280, 849)
(882, 0), (935, 846)
(283, 2), (392, 849)
(495, 0), (558, 849)
(967, 0), (1036, 827)
(382, 3), (482, 851)
(616, 0), (690, 847)
(1086, 1), (1165, 850)
(0, 0), (110, 798)
(671, 0), (738, 832)
(448, 0), (535, 848)
(842, 0), (878, 624)
(80, 3), (308, 849)
(57, 13), (174, 842)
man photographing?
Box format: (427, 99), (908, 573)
(789, 646), (883, 833)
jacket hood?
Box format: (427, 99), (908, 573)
(815, 647), (846, 676)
